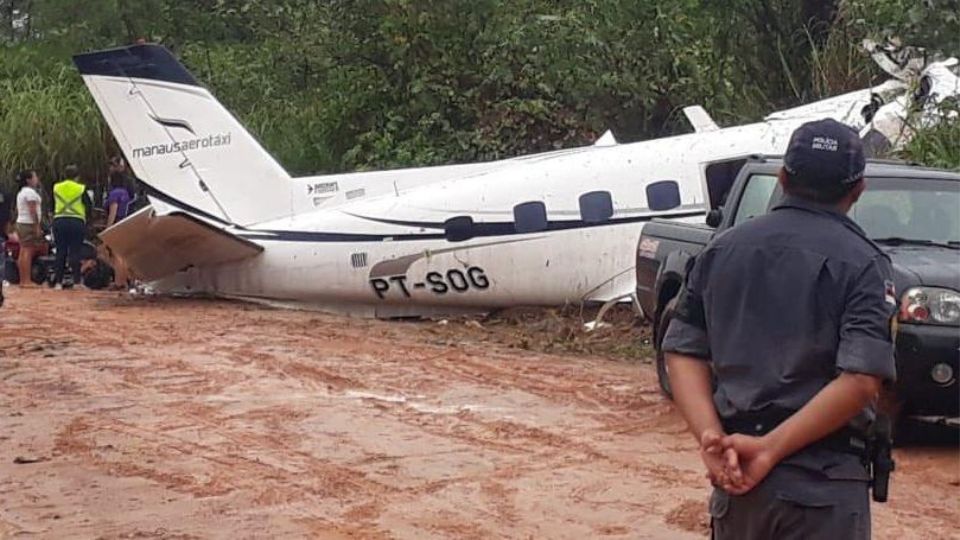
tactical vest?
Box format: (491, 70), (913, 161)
(54, 179), (86, 221)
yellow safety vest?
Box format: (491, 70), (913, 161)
(53, 179), (87, 221)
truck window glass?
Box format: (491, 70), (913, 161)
(579, 191), (614, 223)
(513, 201), (548, 233)
(646, 181), (681, 211)
(851, 177), (960, 243)
(734, 174), (778, 225)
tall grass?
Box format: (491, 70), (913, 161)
(0, 66), (111, 192)
(804, 12), (877, 99)
(901, 113), (960, 169)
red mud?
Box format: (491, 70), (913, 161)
(0, 288), (956, 539)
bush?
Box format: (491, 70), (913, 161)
(901, 113), (960, 169)
(0, 0), (957, 192)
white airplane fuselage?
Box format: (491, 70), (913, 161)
(74, 44), (954, 317)
(157, 120), (799, 317)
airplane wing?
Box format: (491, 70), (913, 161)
(100, 198), (263, 281)
(764, 80), (907, 129)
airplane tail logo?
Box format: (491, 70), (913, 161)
(149, 114), (196, 135)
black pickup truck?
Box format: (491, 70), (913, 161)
(636, 156), (959, 428)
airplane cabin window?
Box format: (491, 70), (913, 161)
(444, 216), (476, 242)
(579, 191), (614, 223)
(513, 201), (548, 233)
(646, 181), (682, 211)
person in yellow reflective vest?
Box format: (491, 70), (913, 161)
(51, 165), (93, 289)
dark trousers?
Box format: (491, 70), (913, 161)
(711, 465), (870, 540)
(53, 217), (85, 286)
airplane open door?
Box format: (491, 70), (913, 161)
(702, 157), (749, 210)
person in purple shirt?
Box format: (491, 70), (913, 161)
(104, 171), (132, 289)
(105, 171), (132, 224)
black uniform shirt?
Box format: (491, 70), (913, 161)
(662, 195), (897, 479)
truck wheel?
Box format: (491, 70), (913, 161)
(655, 298), (677, 399)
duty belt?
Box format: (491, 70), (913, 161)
(721, 407), (869, 460)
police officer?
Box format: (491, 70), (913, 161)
(662, 118), (896, 539)
(52, 164), (93, 289)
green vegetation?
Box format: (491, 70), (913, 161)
(1, 0), (957, 190)
(902, 103), (960, 168)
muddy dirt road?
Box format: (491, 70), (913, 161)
(0, 288), (957, 539)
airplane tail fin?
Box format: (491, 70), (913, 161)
(73, 44), (293, 227)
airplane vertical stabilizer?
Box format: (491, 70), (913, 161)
(73, 45), (293, 226)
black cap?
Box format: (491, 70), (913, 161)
(784, 118), (866, 190)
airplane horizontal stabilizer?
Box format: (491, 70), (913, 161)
(682, 106), (719, 133)
(594, 130), (618, 146)
(100, 204), (262, 282)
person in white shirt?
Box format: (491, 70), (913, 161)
(15, 170), (43, 287)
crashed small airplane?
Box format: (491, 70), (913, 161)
(72, 43), (958, 317)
